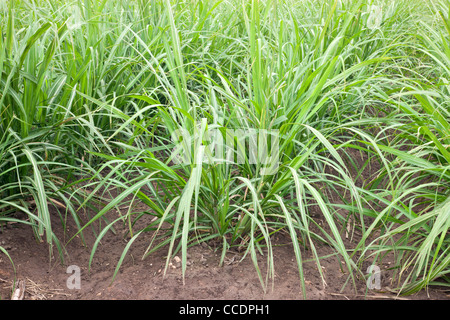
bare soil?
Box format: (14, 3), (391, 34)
(0, 203), (448, 301)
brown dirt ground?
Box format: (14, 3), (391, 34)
(0, 202), (449, 301)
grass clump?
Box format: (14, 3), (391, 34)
(1, 0), (449, 298)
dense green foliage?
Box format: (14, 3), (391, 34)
(1, 0), (449, 297)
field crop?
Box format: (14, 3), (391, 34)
(1, 0), (449, 298)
